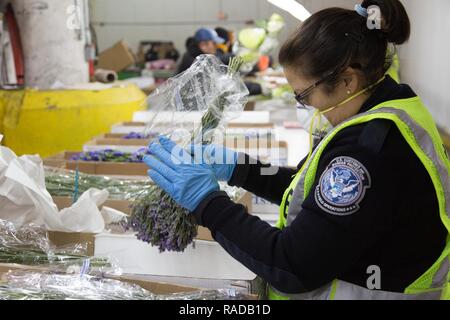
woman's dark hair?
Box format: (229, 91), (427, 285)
(279, 0), (410, 92)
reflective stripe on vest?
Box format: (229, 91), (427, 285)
(271, 97), (450, 300)
(270, 280), (442, 300)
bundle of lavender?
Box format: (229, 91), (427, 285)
(127, 55), (248, 252)
(70, 148), (150, 163)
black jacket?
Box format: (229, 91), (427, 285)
(176, 38), (203, 75)
(194, 76), (448, 294)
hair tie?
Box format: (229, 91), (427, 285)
(355, 4), (368, 18)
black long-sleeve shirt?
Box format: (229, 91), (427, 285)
(194, 76), (448, 294)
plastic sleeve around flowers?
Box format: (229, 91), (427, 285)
(143, 54), (249, 146)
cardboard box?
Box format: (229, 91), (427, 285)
(97, 40), (136, 72)
(4, 233), (257, 283)
(48, 231), (96, 256)
(51, 190), (252, 243)
(0, 263), (257, 298)
(44, 227), (255, 280)
(110, 275), (199, 295)
(44, 151), (148, 176)
(116, 273), (258, 295)
(82, 138), (287, 160)
(132, 110), (271, 124)
(244, 100), (256, 111)
(0, 263), (199, 295)
(52, 196), (133, 215)
(99, 128), (274, 143)
(94, 234), (256, 281)
(110, 121), (274, 135)
(52, 193), (251, 217)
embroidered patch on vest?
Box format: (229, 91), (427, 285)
(315, 156), (371, 216)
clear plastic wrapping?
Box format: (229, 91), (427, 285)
(0, 271), (249, 300)
(0, 220), (251, 300)
(0, 219), (112, 273)
(44, 166), (153, 200)
(160, 289), (249, 300)
(129, 55), (249, 253)
(0, 272), (154, 300)
(143, 54), (249, 145)
(44, 166), (243, 203)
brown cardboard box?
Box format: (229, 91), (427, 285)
(244, 100), (256, 111)
(84, 136), (283, 150)
(0, 263), (257, 298)
(52, 196), (133, 214)
(51, 191), (252, 243)
(44, 151), (148, 176)
(44, 137), (286, 176)
(52, 192), (251, 217)
(0, 263), (48, 275)
(0, 263), (199, 295)
(111, 275), (198, 295)
(97, 40), (136, 72)
(89, 137), (149, 146)
(228, 122), (274, 128)
(48, 231), (96, 256)
(112, 121), (274, 129)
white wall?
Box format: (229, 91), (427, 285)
(90, 0), (297, 54)
(398, 0), (450, 133)
(90, 0), (353, 55)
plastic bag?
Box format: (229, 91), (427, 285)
(128, 55), (249, 253)
(143, 54), (248, 145)
(44, 166), (153, 200)
(0, 140), (109, 233)
(0, 271), (154, 300)
(0, 219), (113, 274)
(0, 271), (249, 300)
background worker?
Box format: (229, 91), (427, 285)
(177, 28), (225, 74)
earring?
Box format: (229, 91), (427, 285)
(347, 90), (352, 95)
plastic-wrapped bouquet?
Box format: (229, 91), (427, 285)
(44, 166), (153, 200)
(127, 55), (248, 252)
(0, 271), (249, 300)
(0, 271), (154, 300)
(44, 166), (242, 203)
(0, 219), (111, 271)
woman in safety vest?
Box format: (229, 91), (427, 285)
(144, 0), (450, 300)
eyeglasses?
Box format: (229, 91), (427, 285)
(294, 71), (338, 107)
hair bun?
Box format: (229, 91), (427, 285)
(361, 0), (410, 44)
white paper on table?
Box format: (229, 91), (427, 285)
(101, 206), (128, 226)
(0, 139), (109, 233)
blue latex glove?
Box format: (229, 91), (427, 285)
(143, 136), (220, 212)
(187, 144), (238, 182)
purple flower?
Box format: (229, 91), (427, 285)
(70, 154), (81, 161)
(136, 147), (149, 154)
